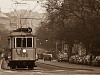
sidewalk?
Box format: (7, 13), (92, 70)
(36, 60), (100, 73)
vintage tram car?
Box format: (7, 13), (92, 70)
(8, 27), (37, 69)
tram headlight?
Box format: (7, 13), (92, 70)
(23, 49), (27, 53)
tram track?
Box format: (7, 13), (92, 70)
(36, 61), (94, 71)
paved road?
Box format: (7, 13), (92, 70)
(36, 60), (100, 74)
(0, 68), (98, 75)
(0, 59), (99, 75)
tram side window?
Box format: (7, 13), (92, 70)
(16, 38), (21, 47)
(27, 38), (32, 47)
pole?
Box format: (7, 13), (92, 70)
(55, 41), (58, 59)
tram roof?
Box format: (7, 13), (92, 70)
(9, 32), (36, 37)
(9, 27), (36, 37)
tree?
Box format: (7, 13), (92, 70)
(0, 24), (9, 49)
(36, 0), (100, 54)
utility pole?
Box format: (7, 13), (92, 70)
(55, 41), (58, 59)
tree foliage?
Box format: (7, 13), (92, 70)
(36, 0), (100, 52)
(0, 24), (9, 49)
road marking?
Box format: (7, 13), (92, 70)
(74, 70), (92, 72)
(55, 70), (65, 72)
(3, 70), (16, 73)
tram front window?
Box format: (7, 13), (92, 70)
(16, 38), (26, 47)
(16, 37), (32, 47)
(23, 38), (26, 47)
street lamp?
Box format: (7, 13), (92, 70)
(46, 39), (48, 42)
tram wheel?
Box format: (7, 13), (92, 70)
(28, 67), (34, 70)
(10, 66), (15, 70)
(28, 68), (32, 70)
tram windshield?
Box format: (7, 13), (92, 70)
(16, 37), (33, 47)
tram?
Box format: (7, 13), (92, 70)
(8, 27), (37, 70)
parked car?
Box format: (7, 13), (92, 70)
(82, 55), (87, 65)
(83, 54), (95, 65)
(57, 53), (68, 62)
(73, 55), (79, 64)
(57, 57), (63, 62)
(62, 57), (68, 62)
(62, 53), (68, 62)
(77, 56), (83, 64)
(69, 55), (75, 63)
(92, 56), (100, 66)
(43, 54), (52, 61)
(92, 57), (98, 66)
(37, 53), (44, 59)
(69, 55), (79, 64)
(84, 55), (91, 65)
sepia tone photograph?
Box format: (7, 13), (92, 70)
(0, 0), (100, 75)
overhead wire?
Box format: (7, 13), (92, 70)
(12, 0), (23, 3)
(17, 0), (38, 28)
(11, 1), (31, 28)
(25, 0), (45, 28)
(11, 0), (46, 29)
(37, 0), (45, 12)
(11, 3), (19, 28)
(31, 2), (39, 11)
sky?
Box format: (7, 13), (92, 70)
(0, 0), (46, 13)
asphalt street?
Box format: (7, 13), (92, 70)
(0, 59), (100, 75)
